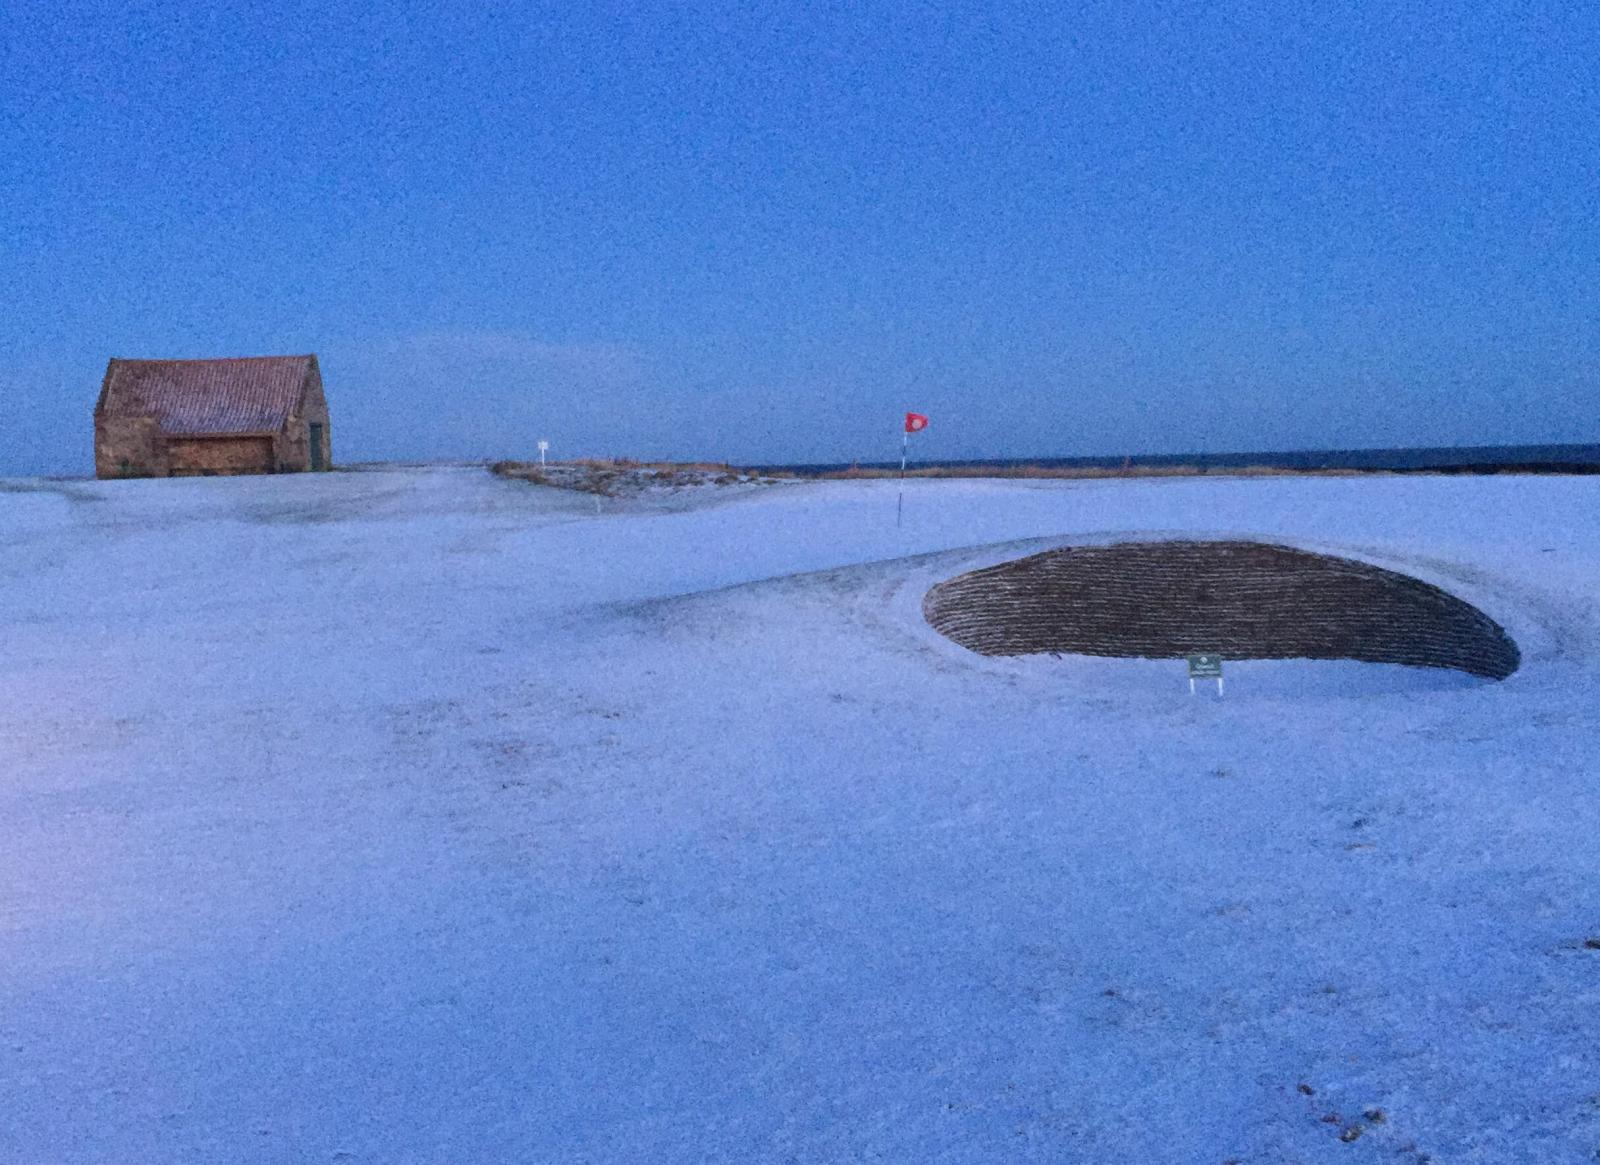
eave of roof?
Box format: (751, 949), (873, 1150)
(163, 431), (281, 439)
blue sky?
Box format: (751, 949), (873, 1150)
(2, 1), (1596, 474)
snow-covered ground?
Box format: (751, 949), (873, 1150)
(3, 466), (1598, 1163)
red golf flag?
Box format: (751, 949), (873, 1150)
(904, 412), (929, 433)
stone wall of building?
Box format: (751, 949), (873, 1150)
(94, 416), (168, 478)
(167, 436), (277, 476)
(275, 367), (331, 471)
(923, 540), (1521, 680)
(276, 414), (330, 472)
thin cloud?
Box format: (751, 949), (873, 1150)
(351, 331), (645, 385)
(327, 331), (652, 462)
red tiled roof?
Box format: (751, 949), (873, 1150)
(98, 355), (315, 435)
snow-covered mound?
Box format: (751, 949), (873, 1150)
(2, 466), (1597, 1162)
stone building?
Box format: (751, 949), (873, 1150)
(94, 354), (331, 478)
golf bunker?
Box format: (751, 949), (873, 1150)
(923, 540), (1521, 680)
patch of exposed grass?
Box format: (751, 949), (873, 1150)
(0, 480), (105, 502)
(491, 459), (791, 498)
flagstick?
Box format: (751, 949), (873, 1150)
(896, 426), (908, 527)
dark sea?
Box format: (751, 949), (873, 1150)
(766, 443), (1600, 475)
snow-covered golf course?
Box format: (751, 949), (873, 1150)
(3, 465), (1598, 1162)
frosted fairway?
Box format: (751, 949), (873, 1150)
(1, 466), (1597, 1163)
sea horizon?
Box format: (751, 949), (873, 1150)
(761, 441), (1600, 475)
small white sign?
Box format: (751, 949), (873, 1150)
(1188, 654), (1224, 696)
(537, 440), (549, 466)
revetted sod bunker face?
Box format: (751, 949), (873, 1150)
(922, 541), (1520, 680)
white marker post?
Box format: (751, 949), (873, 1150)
(1188, 654), (1223, 697)
(537, 439), (549, 467)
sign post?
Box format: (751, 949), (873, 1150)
(1187, 654), (1223, 696)
(537, 439), (549, 467)
(897, 428), (908, 527)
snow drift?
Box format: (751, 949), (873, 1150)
(2, 466), (1598, 1163)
